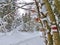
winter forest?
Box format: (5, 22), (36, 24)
(0, 0), (60, 45)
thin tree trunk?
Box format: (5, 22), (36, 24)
(34, 1), (48, 45)
(45, 20), (53, 45)
(34, 0), (43, 27)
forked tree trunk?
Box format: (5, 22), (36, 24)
(43, 0), (60, 45)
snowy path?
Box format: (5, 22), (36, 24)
(0, 31), (45, 45)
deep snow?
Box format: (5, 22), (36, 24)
(0, 31), (45, 45)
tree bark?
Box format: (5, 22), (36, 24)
(43, 0), (60, 45)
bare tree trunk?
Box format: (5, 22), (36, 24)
(34, 0), (43, 27)
(34, 0), (47, 45)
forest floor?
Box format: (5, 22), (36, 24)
(0, 31), (45, 45)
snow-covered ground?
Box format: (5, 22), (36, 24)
(0, 31), (45, 45)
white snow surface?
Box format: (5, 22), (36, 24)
(0, 31), (45, 45)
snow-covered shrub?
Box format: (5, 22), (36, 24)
(0, 18), (8, 32)
(17, 20), (35, 32)
(3, 14), (14, 32)
(18, 20), (42, 32)
(11, 17), (22, 29)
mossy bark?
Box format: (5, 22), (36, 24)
(43, 0), (56, 23)
(43, 0), (60, 45)
(47, 32), (53, 45)
(54, 0), (60, 14)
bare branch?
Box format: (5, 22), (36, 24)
(20, 3), (34, 8)
(17, 6), (37, 12)
(17, 2), (34, 4)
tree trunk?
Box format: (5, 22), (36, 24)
(43, 0), (60, 45)
(54, 0), (60, 14)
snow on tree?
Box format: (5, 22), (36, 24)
(0, 18), (8, 32)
